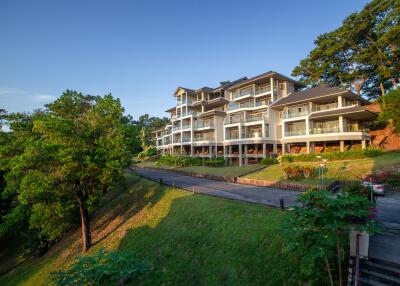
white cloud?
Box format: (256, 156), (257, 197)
(33, 94), (56, 102)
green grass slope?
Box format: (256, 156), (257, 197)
(245, 151), (400, 185)
(0, 174), (295, 286)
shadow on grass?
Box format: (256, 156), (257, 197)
(115, 192), (297, 286)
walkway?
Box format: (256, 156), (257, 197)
(132, 167), (300, 208)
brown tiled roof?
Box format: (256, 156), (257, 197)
(271, 86), (370, 108)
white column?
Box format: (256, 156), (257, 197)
(338, 95), (342, 108)
(270, 77), (274, 102)
(306, 141), (310, 154)
(282, 143), (286, 155)
(362, 139), (366, 149)
(340, 140), (345, 152)
(339, 116), (344, 133)
(209, 145), (212, 158)
(190, 144), (194, 156)
(239, 144), (242, 166)
(263, 143), (266, 158)
(273, 143), (277, 154)
(305, 119), (310, 135)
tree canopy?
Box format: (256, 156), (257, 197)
(292, 0), (400, 99)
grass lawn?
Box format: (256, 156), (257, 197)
(137, 160), (264, 177)
(0, 173), (296, 286)
(245, 151), (400, 185)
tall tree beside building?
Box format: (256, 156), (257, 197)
(0, 91), (134, 253)
(292, 0), (400, 99)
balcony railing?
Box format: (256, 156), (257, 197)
(255, 85), (272, 95)
(233, 88), (254, 99)
(247, 112), (268, 123)
(195, 121), (214, 129)
(193, 135), (215, 142)
(344, 125), (368, 132)
(172, 125), (181, 131)
(181, 124), (191, 130)
(311, 126), (340, 134)
(182, 137), (191, 143)
(285, 130), (306, 136)
(224, 114), (244, 124)
(241, 131), (262, 139)
(315, 102), (338, 112)
(283, 109), (309, 119)
(225, 133), (239, 140)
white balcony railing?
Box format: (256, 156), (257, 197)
(285, 130), (306, 137)
(311, 126), (340, 134)
(283, 109), (309, 119)
(225, 132), (239, 140)
(181, 124), (191, 130)
(195, 121), (214, 129)
(193, 135), (215, 142)
(241, 131), (262, 139)
(224, 114), (244, 124)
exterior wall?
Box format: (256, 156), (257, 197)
(154, 75), (378, 164)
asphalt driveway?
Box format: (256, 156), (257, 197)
(132, 166), (301, 208)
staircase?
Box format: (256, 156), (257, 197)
(349, 257), (400, 286)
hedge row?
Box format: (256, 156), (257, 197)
(157, 155), (226, 168)
(279, 148), (383, 163)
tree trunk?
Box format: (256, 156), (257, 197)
(324, 256), (334, 286)
(77, 195), (92, 254)
(380, 82), (385, 97)
(337, 240), (343, 286)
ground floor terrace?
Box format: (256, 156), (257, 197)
(281, 138), (371, 154)
(158, 143), (282, 165)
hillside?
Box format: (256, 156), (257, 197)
(0, 174), (295, 286)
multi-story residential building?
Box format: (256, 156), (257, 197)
(154, 71), (377, 165)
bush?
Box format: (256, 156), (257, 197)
(260, 156), (277, 166)
(51, 249), (148, 286)
(283, 165), (316, 180)
(137, 145), (158, 160)
(157, 155), (203, 167)
(279, 148), (382, 163)
(204, 158), (226, 167)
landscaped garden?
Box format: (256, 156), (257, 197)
(245, 150), (400, 186)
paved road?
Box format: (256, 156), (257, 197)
(369, 192), (400, 264)
(132, 167), (301, 208)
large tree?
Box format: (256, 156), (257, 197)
(1, 91), (132, 253)
(292, 0), (400, 99)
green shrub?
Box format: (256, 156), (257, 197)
(283, 165), (316, 180)
(51, 249), (148, 286)
(280, 148), (382, 163)
(260, 156), (278, 166)
(137, 145), (158, 160)
(157, 155), (203, 167)
(204, 158), (226, 167)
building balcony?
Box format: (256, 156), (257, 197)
(225, 133), (239, 140)
(182, 137), (191, 143)
(282, 110), (309, 119)
(181, 124), (191, 130)
(224, 115), (244, 125)
(172, 126), (181, 132)
(193, 136), (215, 142)
(195, 121), (215, 129)
(284, 130), (307, 137)
(241, 131), (263, 139)
(246, 112), (268, 123)
(310, 126), (340, 134)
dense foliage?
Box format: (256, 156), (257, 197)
(51, 249), (148, 286)
(157, 155), (226, 168)
(0, 91), (138, 254)
(378, 88), (400, 133)
(292, 0), (400, 98)
(278, 148), (382, 163)
(136, 145), (158, 160)
(134, 114), (169, 152)
(260, 156), (277, 166)
(285, 188), (377, 285)
(283, 165), (316, 180)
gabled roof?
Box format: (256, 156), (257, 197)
(195, 87), (213, 93)
(173, 87), (195, 96)
(212, 77), (248, 92)
(271, 86), (370, 108)
(226, 71), (305, 90)
(309, 106), (378, 120)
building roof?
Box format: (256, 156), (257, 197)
(212, 77), (248, 92)
(271, 86), (370, 108)
(165, 106), (176, 112)
(309, 106), (378, 120)
(173, 87), (195, 96)
(226, 71), (305, 90)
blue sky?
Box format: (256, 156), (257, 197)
(0, 0), (369, 119)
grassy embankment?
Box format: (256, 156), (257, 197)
(245, 151), (400, 185)
(0, 173), (295, 286)
(137, 160), (264, 177)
